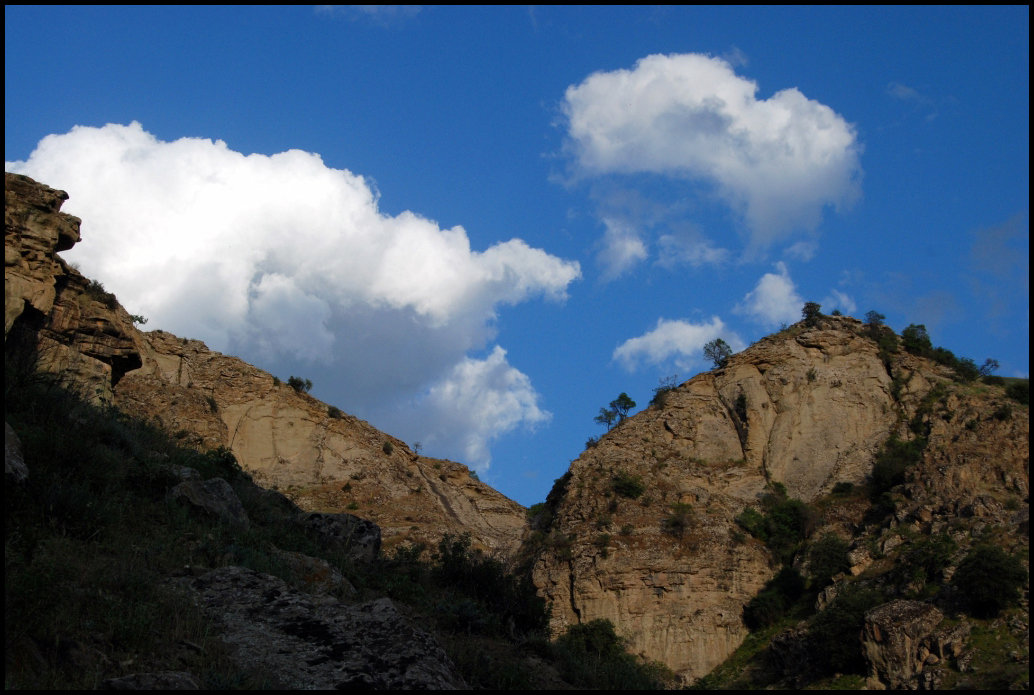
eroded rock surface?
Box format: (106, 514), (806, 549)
(863, 600), (944, 690)
(5, 173), (141, 402)
(115, 329), (527, 554)
(532, 317), (1029, 684)
(179, 567), (467, 689)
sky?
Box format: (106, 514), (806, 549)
(5, 6), (1029, 507)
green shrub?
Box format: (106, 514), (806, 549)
(870, 435), (925, 497)
(382, 441), (394, 455)
(287, 375), (312, 393)
(431, 533), (547, 634)
(611, 472), (645, 499)
(901, 324), (932, 356)
(552, 619), (672, 689)
(1005, 380), (1029, 405)
(650, 374), (678, 408)
(951, 545), (1026, 618)
(660, 503), (695, 538)
(808, 533), (850, 588)
(742, 567), (805, 630)
(735, 489), (814, 565)
(831, 481), (854, 495)
(808, 586), (885, 675)
(893, 533), (956, 594)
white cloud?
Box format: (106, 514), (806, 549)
(563, 53), (861, 245)
(7, 122), (579, 468)
(736, 262), (803, 327)
(596, 218), (648, 279)
(409, 346), (550, 470)
(821, 289), (857, 315)
(613, 316), (743, 372)
(656, 229), (730, 268)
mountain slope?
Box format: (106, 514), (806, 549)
(531, 317), (1028, 683)
(5, 172), (525, 556)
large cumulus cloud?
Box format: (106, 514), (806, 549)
(563, 53), (862, 250)
(7, 122), (580, 469)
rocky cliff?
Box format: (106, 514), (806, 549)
(532, 317), (1028, 683)
(114, 330), (526, 553)
(5, 172), (526, 556)
(5, 173), (142, 401)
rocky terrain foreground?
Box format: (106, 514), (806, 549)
(6, 172), (1029, 688)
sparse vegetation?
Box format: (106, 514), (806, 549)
(802, 301), (822, 326)
(611, 471), (646, 499)
(551, 619), (673, 689)
(650, 374), (678, 408)
(951, 544), (1027, 618)
(287, 375), (313, 393)
(704, 338), (732, 369)
(84, 278), (118, 309)
(660, 502), (695, 538)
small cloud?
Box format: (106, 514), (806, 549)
(656, 227), (730, 268)
(784, 240), (817, 262)
(886, 81), (938, 120)
(886, 81), (924, 103)
(722, 46), (749, 68)
(613, 316), (743, 372)
(821, 289), (857, 315)
(596, 218), (648, 280)
(735, 261), (803, 327)
(416, 346), (550, 470)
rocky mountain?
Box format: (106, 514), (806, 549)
(5, 172), (525, 556)
(531, 316), (1028, 684)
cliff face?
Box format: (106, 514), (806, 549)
(5, 173), (142, 401)
(114, 330), (526, 553)
(531, 318), (1029, 683)
(4, 172), (526, 556)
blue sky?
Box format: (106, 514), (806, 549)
(6, 6), (1028, 506)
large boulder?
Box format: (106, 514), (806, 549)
(862, 600), (944, 689)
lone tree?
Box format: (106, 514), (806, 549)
(864, 310), (885, 339)
(610, 393), (636, 422)
(287, 376), (313, 393)
(704, 338), (732, 369)
(594, 393), (637, 431)
(594, 407), (617, 431)
(802, 302), (822, 326)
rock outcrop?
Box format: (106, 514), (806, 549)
(178, 566), (467, 689)
(5, 173), (142, 402)
(532, 317), (1029, 684)
(114, 330), (527, 554)
(862, 600), (944, 690)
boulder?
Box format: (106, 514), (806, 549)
(170, 478), (250, 530)
(180, 566), (467, 689)
(862, 600), (943, 689)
